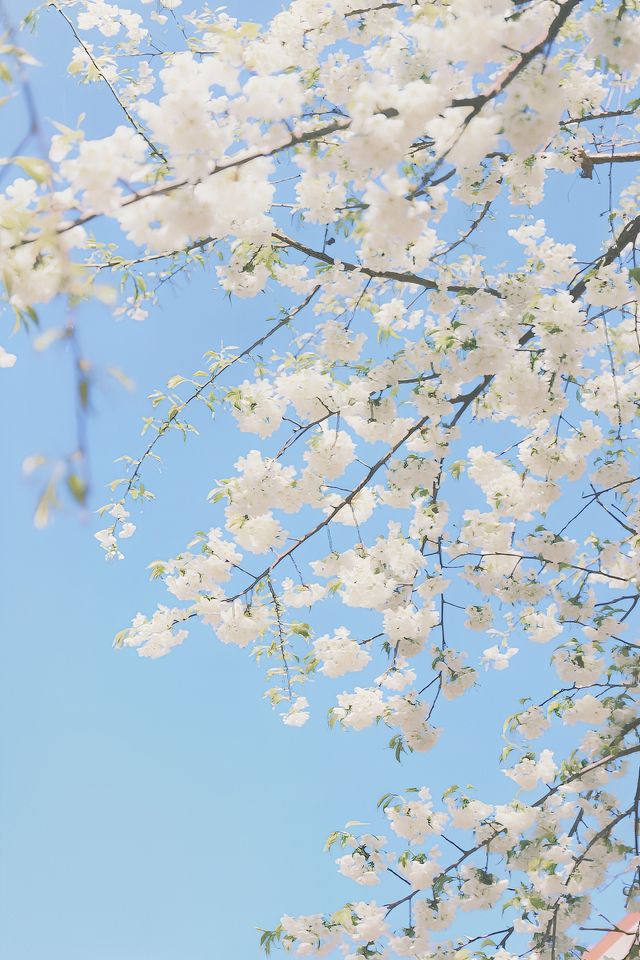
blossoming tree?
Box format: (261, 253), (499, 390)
(2, 0), (640, 957)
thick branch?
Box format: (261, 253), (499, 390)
(385, 742), (640, 915)
(570, 213), (640, 300)
(272, 231), (502, 297)
(452, 0), (583, 116)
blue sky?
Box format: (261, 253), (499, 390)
(0, 3), (633, 958)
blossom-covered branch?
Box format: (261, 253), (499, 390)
(2, 0), (640, 958)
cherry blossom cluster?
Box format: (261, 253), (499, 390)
(2, 0), (640, 957)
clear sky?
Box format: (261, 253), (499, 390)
(0, 3), (630, 959)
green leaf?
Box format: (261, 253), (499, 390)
(148, 563), (166, 581)
(112, 629), (128, 649)
(79, 377), (90, 411)
(66, 472), (87, 505)
(1, 154), (51, 182)
(331, 905), (353, 928)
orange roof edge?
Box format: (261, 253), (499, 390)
(583, 913), (640, 960)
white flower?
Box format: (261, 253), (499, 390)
(517, 706), (551, 740)
(95, 527), (122, 559)
(386, 788), (448, 843)
(447, 798), (493, 829)
(504, 749), (557, 791)
(481, 644), (518, 670)
(124, 606), (189, 659)
(228, 511), (287, 554)
(313, 628), (371, 678)
(304, 426), (355, 480)
(564, 694), (609, 726)
(351, 902), (387, 942)
(282, 697), (310, 727)
(465, 605), (493, 630)
(217, 601), (271, 648)
(494, 803), (537, 836)
(333, 687), (385, 731)
(281, 578), (327, 608)
(376, 658), (416, 691)
(0, 345), (17, 368)
(401, 852), (441, 890)
(335, 835), (386, 886)
(585, 264), (633, 308)
(521, 604), (562, 644)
